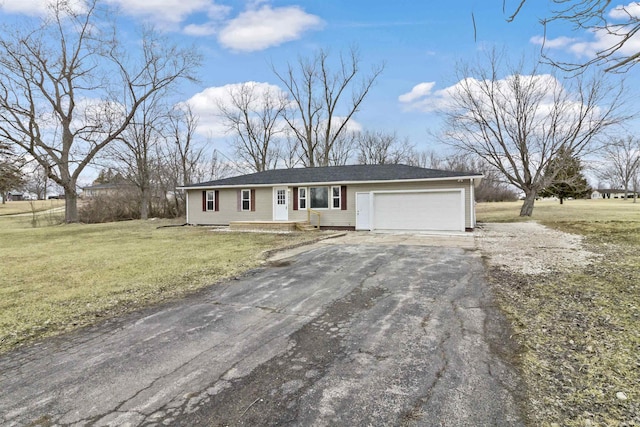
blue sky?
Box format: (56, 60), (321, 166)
(0, 0), (636, 171)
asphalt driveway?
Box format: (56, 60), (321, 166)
(0, 238), (525, 426)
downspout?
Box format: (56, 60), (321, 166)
(470, 178), (476, 228)
(185, 190), (190, 224)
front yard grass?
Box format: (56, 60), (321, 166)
(0, 218), (322, 354)
(478, 199), (640, 426)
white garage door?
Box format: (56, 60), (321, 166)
(371, 190), (465, 232)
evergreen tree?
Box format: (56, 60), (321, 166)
(540, 147), (591, 204)
(0, 142), (25, 203)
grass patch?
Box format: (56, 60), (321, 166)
(477, 198), (640, 223)
(0, 200), (64, 216)
(480, 200), (640, 426)
(0, 218), (323, 354)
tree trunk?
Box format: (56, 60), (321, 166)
(519, 191), (536, 216)
(560, 197), (564, 205)
(140, 187), (149, 220)
(65, 192), (78, 223)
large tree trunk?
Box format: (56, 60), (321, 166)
(65, 192), (78, 223)
(519, 191), (536, 217)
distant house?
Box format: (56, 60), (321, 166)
(81, 182), (134, 199)
(591, 189), (638, 199)
(180, 164), (483, 232)
(7, 192), (24, 201)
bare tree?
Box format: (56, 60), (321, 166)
(217, 82), (288, 172)
(411, 150), (517, 202)
(167, 105), (203, 186)
(328, 131), (357, 165)
(160, 106), (222, 216)
(0, 1), (200, 222)
(441, 51), (625, 216)
(273, 48), (384, 167)
(281, 133), (302, 169)
(597, 136), (640, 200)
(506, 0), (640, 72)
(106, 92), (167, 220)
(356, 130), (415, 165)
(24, 163), (53, 200)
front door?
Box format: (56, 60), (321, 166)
(355, 192), (371, 230)
(273, 187), (288, 221)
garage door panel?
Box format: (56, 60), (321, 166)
(372, 191), (463, 232)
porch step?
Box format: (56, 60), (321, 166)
(296, 221), (319, 232)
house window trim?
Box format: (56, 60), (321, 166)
(298, 187), (307, 210)
(206, 191), (215, 211)
(241, 189), (251, 212)
(331, 186), (341, 210)
(308, 186), (330, 210)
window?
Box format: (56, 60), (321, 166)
(206, 191), (215, 211)
(241, 189), (251, 211)
(309, 187), (329, 209)
(298, 187), (307, 209)
(332, 186), (341, 209)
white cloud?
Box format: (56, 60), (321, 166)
(398, 82), (436, 103)
(609, 2), (640, 20)
(183, 22), (219, 36)
(106, 0), (230, 30)
(183, 82), (288, 138)
(218, 5), (324, 52)
(530, 35), (577, 49)
(568, 26), (640, 58)
(399, 74), (566, 115)
(398, 82), (456, 113)
(530, 2), (640, 61)
(0, 0), (85, 16)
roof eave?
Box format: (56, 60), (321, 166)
(178, 174), (484, 190)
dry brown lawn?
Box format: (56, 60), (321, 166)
(0, 218), (323, 354)
(477, 199), (639, 426)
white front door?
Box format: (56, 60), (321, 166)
(273, 187), (288, 221)
(355, 192), (371, 230)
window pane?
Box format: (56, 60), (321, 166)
(299, 187), (306, 209)
(207, 191), (215, 210)
(332, 187), (340, 197)
(309, 187), (328, 209)
(242, 190), (250, 211)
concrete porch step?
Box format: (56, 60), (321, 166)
(229, 221), (319, 232)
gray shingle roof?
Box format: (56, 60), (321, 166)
(184, 164), (482, 188)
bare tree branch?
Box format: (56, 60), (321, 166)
(0, 0), (201, 222)
(216, 83), (288, 172)
(273, 47), (384, 167)
(506, 0), (640, 72)
(440, 50), (626, 216)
